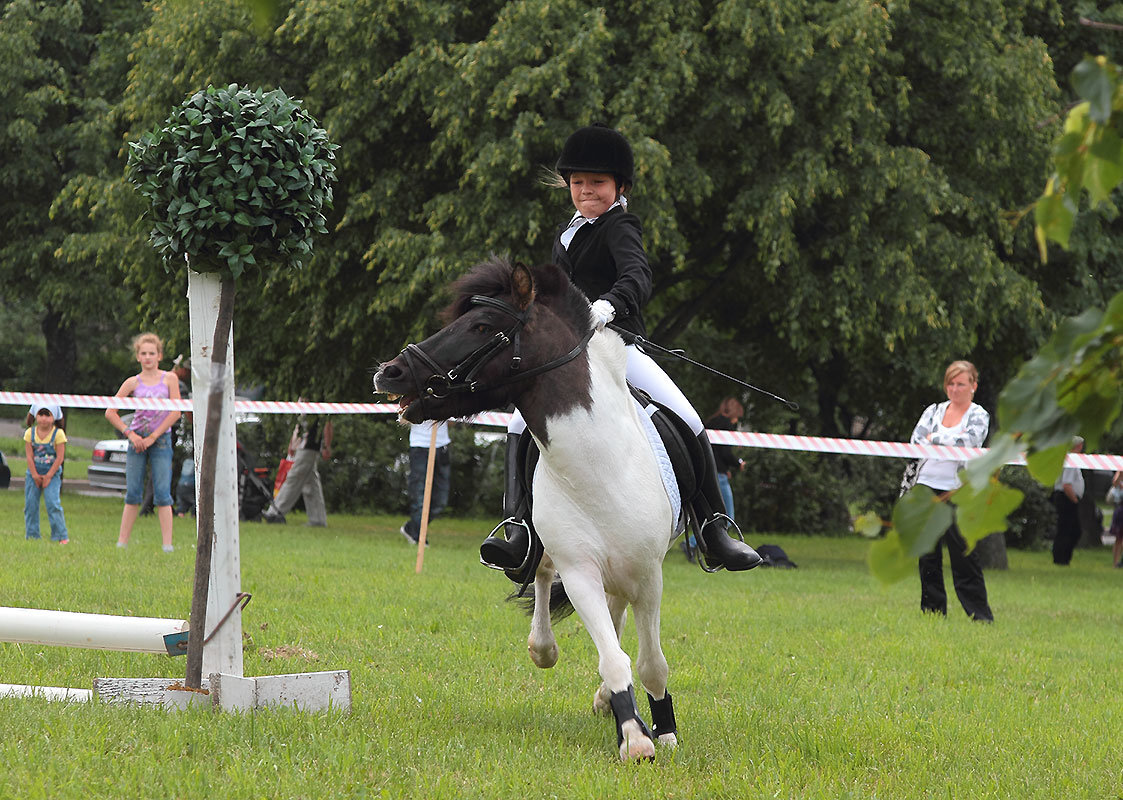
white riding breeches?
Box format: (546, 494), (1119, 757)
(507, 344), (703, 436)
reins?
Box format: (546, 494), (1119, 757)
(608, 324), (799, 411)
(401, 294), (594, 402)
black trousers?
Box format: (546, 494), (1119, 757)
(1051, 490), (1081, 565)
(918, 522), (994, 621)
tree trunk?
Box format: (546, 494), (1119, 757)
(41, 309), (76, 392)
(185, 277), (235, 689)
(975, 532), (1009, 570)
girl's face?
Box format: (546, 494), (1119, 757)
(135, 342), (162, 370)
(36, 411), (54, 430)
(945, 371), (977, 405)
(568, 172), (619, 218)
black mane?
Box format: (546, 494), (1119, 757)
(443, 257), (590, 331)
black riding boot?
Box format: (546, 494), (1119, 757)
(480, 433), (531, 570)
(692, 432), (763, 571)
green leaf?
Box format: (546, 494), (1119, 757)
(1084, 152), (1123, 207)
(1034, 189), (1074, 250)
(233, 211), (253, 226)
(870, 488), (955, 584)
(1025, 442), (1070, 485)
(961, 435), (1024, 492)
(868, 530), (915, 586)
(1072, 57), (1115, 124)
(853, 511), (884, 539)
(953, 479), (1024, 550)
(892, 487), (954, 559)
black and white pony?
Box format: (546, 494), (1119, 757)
(374, 258), (683, 761)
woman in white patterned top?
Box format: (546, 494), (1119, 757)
(910, 360), (994, 622)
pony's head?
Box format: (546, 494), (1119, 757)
(374, 257), (593, 425)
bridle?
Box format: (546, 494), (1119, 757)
(399, 294), (595, 402)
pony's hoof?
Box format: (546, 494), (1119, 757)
(528, 640), (558, 669)
(618, 722), (656, 762)
(656, 732), (678, 748)
(592, 684), (612, 716)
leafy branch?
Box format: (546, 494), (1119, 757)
(867, 56), (1123, 583)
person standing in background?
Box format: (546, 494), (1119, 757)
(705, 397), (746, 519)
(263, 409), (333, 527)
(105, 333), (181, 552)
(1108, 470), (1123, 568)
(24, 404), (68, 544)
(910, 360), (993, 622)
(1051, 437), (1086, 566)
(401, 421), (451, 545)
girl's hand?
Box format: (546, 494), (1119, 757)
(127, 430), (148, 452)
(591, 299), (615, 330)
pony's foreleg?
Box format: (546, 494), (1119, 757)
(593, 592), (629, 716)
(527, 557), (558, 669)
(632, 585), (677, 748)
(560, 571), (655, 761)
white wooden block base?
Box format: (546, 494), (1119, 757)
(211, 670), (351, 713)
(90, 671), (351, 713)
(93, 677), (211, 709)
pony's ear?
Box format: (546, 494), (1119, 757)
(511, 261), (536, 311)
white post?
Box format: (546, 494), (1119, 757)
(187, 269), (244, 677)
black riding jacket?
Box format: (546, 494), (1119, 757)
(550, 206), (652, 338)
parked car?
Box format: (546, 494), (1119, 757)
(88, 436), (129, 491)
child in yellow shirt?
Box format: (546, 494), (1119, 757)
(24, 404), (68, 544)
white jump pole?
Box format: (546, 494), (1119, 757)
(0, 683), (92, 702)
(0, 607), (188, 654)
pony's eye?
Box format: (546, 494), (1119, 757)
(474, 323), (492, 335)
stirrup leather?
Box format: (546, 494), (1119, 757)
(479, 517), (533, 573)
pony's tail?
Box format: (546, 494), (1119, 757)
(508, 577), (574, 622)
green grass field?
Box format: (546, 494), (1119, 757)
(1, 489), (1120, 799)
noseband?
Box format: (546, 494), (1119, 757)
(400, 295), (594, 402)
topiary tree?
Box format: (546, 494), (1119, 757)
(127, 83), (337, 687)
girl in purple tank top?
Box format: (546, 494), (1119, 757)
(105, 333), (182, 552)
(128, 371), (171, 436)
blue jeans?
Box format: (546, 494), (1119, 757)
(25, 471), (67, 541)
(125, 431), (173, 506)
(405, 445), (450, 538)
(717, 472), (735, 521)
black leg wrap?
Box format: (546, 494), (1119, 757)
(646, 691), (677, 739)
(609, 685), (653, 748)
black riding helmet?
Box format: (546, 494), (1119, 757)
(556, 123), (634, 188)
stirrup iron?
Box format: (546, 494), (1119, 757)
(479, 517), (533, 573)
(693, 513), (746, 574)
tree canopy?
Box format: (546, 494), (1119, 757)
(4, 0), (1120, 460)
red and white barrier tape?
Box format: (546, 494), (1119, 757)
(4, 391), (1121, 469)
